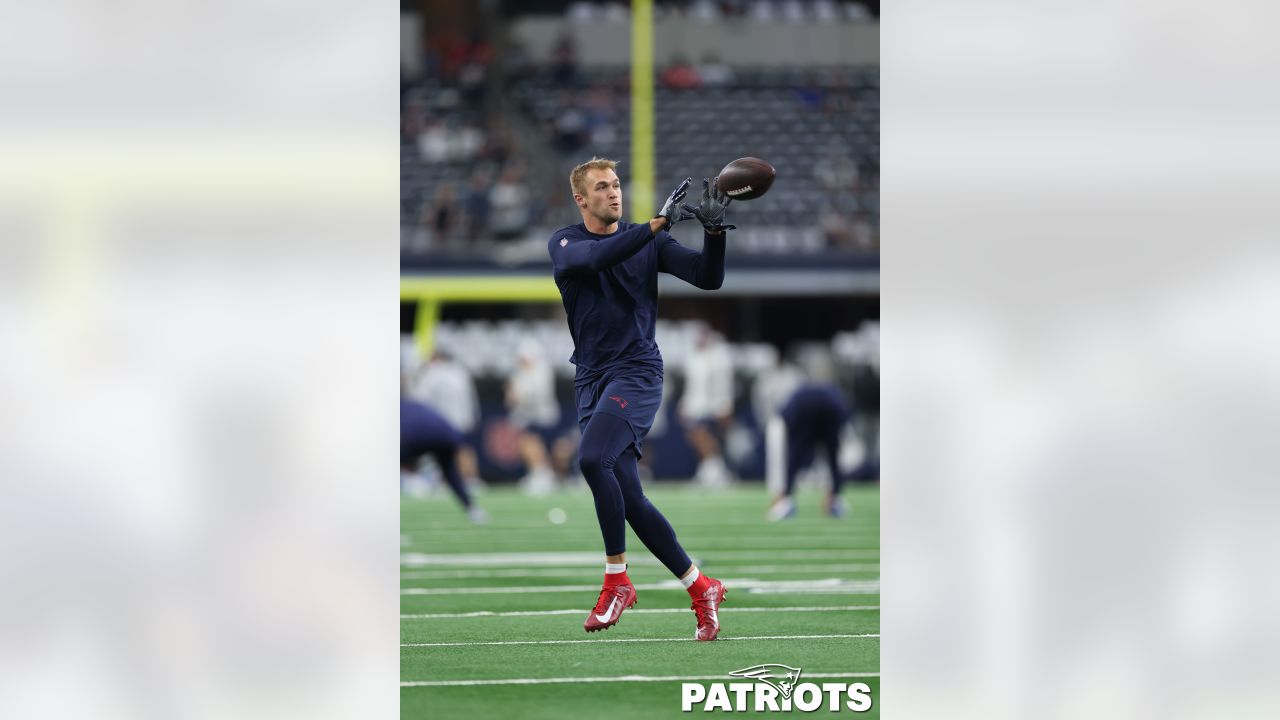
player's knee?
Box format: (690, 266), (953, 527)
(578, 448), (614, 478)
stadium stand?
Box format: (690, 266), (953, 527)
(400, 9), (878, 257)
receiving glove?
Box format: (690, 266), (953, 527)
(655, 177), (698, 229)
(681, 176), (736, 233)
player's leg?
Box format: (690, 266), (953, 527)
(614, 447), (691, 576)
(430, 445), (488, 523)
(820, 420), (848, 518)
(613, 447), (726, 640)
(577, 412), (635, 557)
(769, 432), (808, 521)
(577, 412), (638, 632)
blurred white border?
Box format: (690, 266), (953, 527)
(0, 3), (398, 718)
(885, 1), (1280, 718)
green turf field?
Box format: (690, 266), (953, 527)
(401, 483), (880, 717)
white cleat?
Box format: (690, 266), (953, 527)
(767, 497), (796, 522)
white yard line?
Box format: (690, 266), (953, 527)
(402, 550), (878, 567)
(402, 633), (879, 648)
(404, 538), (885, 548)
(400, 563), (880, 580)
(401, 672), (880, 687)
(401, 578), (879, 596)
(402, 605), (879, 619)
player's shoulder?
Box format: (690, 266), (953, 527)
(549, 224), (584, 248)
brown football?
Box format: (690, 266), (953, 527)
(716, 157), (776, 201)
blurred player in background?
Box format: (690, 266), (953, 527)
(401, 396), (488, 524)
(549, 157), (733, 640)
(751, 346), (806, 432)
(409, 348), (484, 490)
(768, 382), (877, 521)
(679, 324), (736, 487)
(506, 337), (562, 494)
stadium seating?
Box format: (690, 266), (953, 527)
(401, 64), (878, 255)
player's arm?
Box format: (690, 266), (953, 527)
(656, 231), (725, 290)
(550, 178), (694, 274)
(551, 222), (658, 274)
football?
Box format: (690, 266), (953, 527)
(716, 157), (776, 200)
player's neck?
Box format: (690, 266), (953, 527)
(582, 214), (619, 235)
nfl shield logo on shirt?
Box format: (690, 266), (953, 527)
(560, 238), (568, 247)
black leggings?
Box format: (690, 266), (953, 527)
(578, 412), (693, 578)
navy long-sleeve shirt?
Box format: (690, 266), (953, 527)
(549, 221), (725, 383)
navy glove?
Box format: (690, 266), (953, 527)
(656, 177), (697, 229)
(682, 176), (737, 233)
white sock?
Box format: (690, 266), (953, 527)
(605, 563), (627, 575)
(680, 567), (700, 589)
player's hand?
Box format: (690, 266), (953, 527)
(656, 177), (696, 229)
(682, 177), (737, 234)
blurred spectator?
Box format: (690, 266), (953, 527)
(697, 54), (735, 87)
(417, 118), (484, 164)
(679, 326), (735, 487)
(566, 2), (597, 22)
(503, 39), (534, 87)
(432, 29), (472, 82)
(410, 349), (484, 488)
(506, 339), (562, 494)
(456, 121), (485, 161)
(850, 210), (877, 252)
(688, 0), (722, 22)
(794, 74), (827, 112)
(462, 168), (492, 241)
(599, 2), (630, 22)
(843, 1), (875, 22)
(747, 0), (775, 22)
(417, 119), (451, 163)
(481, 115), (515, 167)
(401, 99), (427, 140)
(661, 57), (702, 90)
(583, 85), (618, 149)
(423, 183), (461, 250)
(780, 0), (807, 22)
(489, 166), (532, 240)
(814, 146), (861, 191)
(813, 0), (840, 23)
(552, 31), (579, 87)
(553, 92), (590, 154)
(820, 202), (853, 250)
(458, 37), (492, 107)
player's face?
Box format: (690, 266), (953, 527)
(579, 168), (622, 224)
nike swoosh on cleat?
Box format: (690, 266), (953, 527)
(594, 597), (620, 624)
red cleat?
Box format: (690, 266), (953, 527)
(691, 577), (727, 641)
(583, 582), (637, 633)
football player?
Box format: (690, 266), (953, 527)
(548, 157), (733, 640)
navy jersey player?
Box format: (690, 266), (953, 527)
(400, 396), (488, 524)
(768, 383), (857, 521)
(548, 157), (734, 640)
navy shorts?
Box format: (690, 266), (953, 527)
(575, 368), (664, 456)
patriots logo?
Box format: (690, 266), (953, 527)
(728, 664), (803, 700)
(559, 237), (568, 247)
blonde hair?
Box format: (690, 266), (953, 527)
(569, 157), (619, 197)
